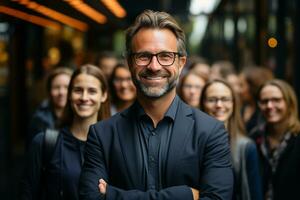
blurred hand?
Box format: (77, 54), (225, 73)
(98, 179), (107, 194)
(191, 188), (199, 200)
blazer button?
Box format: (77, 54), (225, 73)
(149, 156), (155, 162)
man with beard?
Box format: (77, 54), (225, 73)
(79, 10), (233, 200)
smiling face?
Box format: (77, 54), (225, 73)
(258, 85), (288, 124)
(113, 67), (136, 102)
(70, 73), (107, 122)
(181, 73), (205, 107)
(203, 82), (233, 123)
(129, 28), (186, 98)
(50, 74), (71, 109)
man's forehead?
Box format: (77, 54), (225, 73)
(131, 28), (178, 52)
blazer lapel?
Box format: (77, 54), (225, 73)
(165, 100), (194, 183)
(116, 104), (145, 189)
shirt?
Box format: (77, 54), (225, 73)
(135, 95), (179, 190)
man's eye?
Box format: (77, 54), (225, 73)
(137, 54), (151, 60)
(160, 53), (172, 58)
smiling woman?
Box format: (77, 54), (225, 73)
(19, 64), (111, 200)
(27, 67), (72, 145)
(109, 62), (136, 115)
(251, 79), (300, 200)
(200, 79), (263, 200)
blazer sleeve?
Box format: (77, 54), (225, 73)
(79, 124), (109, 200)
(199, 122), (234, 200)
(79, 124), (194, 200)
(18, 133), (44, 200)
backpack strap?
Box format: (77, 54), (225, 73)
(39, 129), (59, 199)
(42, 129), (59, 170)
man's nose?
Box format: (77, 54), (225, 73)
(146, 55), (162, 71)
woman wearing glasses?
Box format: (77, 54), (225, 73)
(251, 79), (300, 200)
(109, 63), (136, 115)
(200, 79), (263, 200)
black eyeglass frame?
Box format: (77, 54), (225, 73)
(129, 51), (183, 67)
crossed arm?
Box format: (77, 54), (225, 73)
(79, 123), (233, 200)
(98, 179), (199, 200)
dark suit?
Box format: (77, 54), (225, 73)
(79, 98), (233, 200)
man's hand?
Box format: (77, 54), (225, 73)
(191, 188), (199, 200)
(98, 179), (107, 194)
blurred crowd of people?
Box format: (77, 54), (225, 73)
(19, 46), (300, 200)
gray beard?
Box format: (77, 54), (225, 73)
(139, 79), (177, 98)
(133, 75), (179, 98)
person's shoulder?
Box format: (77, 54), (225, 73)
(28, 131), (45, 152)
(92, 111), (126, 131)
(244, 137), (257, 152)
(249, 123), (266, 140)
(236, 135), (258, 156)
(188, 105), (223, 126)
(238, 135), (255, 144)
(178, 102), (225, 136)
(31, 101), (54, 123)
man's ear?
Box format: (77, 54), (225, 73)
(178, 56), (187, 72)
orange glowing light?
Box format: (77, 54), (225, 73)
(101, 0), (126, 18)
(0, 6), (61, 31)
(65, 0), (107, 24)
(268, 37), (278, 48)
(14, 0), (88, 31)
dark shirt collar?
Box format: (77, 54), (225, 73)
(136, 95), (179, 122)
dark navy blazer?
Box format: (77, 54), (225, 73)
(79, 98), (234, 200)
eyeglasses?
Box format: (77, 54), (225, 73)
(258, 97), (283, 106)
(130, 51), (182, 67)
(205, 97), (233, 105)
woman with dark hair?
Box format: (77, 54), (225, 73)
(28, 67), (72, 145)
(251, 79), (300, 200)
(19, 64), (110, 200)
(109, 63), (136, 115)
(200, 79), (263, 200)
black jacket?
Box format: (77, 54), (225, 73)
(250, 124), (300, 200)
(27, 100), (57, 146)
(19, 127), (85, 200)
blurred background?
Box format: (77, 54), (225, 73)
(0, 0), (299, 199)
